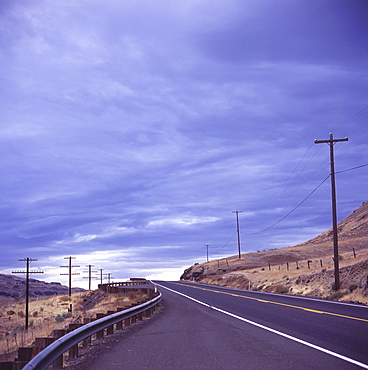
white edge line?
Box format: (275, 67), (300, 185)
(156, 283), (368, 369)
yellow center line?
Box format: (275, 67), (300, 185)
(172, 282), (368, 323)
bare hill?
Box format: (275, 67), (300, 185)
(299, 200), (368, 246)
(181, 200), (368, 304)
(0, 274), (84, 303)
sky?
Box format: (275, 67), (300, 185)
(1, 0), (367, 289)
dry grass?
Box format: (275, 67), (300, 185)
(185, 244), (368, 305)
(0, 290), (147, 361)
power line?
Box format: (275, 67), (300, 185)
(336, 163), (368, 174)
(244, 174), (330, 235)
(210, 230), (237, 256)
(316, 105), (368, 138)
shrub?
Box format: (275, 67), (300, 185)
(54, 314), (64, 322)
(348, 284), (358, 292)
(327, 291), (346, 300)
(274, 285), (289, 294)
(54, 312), (72, 322)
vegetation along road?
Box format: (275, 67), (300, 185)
(86, 281), (368, 369)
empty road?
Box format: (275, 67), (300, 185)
(85, 281), (368, 369)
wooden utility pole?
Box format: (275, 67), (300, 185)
(204, 245), (210, 263)
(97, 268), (108, 285)
(12, 258), (44, 329)
(315, 133), (348, 290)
(232, 210), (242, 259)
(60, 256), (80, 296)
(83, 265), (97, 290)
(106, 273), (114, 284)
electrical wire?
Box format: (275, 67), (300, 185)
(336, 163), (368, 174)
(212, 106), (367, 252)
(209, 230), (237, 256)
(243, 174), (330, 235)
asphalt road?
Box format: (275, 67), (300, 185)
(85, 281), (368, 369)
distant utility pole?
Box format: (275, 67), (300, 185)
(12, 258), (44, 330)
(315, 133), (348, 290)
(232, 210), (242, 259)
(106, 273), (114, 284)
(97, 268), (108, 285)
(83, 265), (97, 290)
(60, 256), (80, 296)
(205, 245), (210, 263)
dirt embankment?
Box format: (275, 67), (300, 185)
(181, 248), (368, 304)
(181, 201), (368, 305)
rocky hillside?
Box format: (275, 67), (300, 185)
(0, 274), (84, 303)
(181, 200), (368, 304)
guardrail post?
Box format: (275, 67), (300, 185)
(33, 337), (55, 356)
(116, 308), (123, 330)
(67, 324), (81, 359)
(51, 329), (66, 370)
(107, 311), (115, 335)
(0, 362), (13, 370)
(83, 318), (93, 347)
(51, 329), (67, 338)
(13, 347), (33, 369)
(96, 313), (105, 339)
(124, 316), (131, 327)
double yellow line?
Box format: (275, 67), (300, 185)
(173, 282), (368, 323)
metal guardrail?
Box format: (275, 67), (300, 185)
(23, 291), (162, 370)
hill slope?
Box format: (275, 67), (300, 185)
(0, 274), (84, 303)
(181, 200), (368, 304)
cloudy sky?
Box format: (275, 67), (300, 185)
(1, 0), (367, 288)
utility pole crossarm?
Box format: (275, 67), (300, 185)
(314, 137), (348, 144)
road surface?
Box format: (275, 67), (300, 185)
(84, 281), (368, 369)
